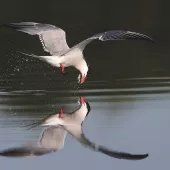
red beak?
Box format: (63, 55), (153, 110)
(60, 64), (65, 73)
(58, 108), (64, 118)
(80, 96), (85, 104)
(80, 75), (86, 84)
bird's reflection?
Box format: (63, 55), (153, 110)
(0, 96), (148, 160)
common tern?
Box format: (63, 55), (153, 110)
(0, 96), (148, 160)
(2, 22), (154, 84)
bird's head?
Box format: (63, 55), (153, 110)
(77, 96), (91, 119)
(78, 65), (90, 85)
(78, 73), (87, 85)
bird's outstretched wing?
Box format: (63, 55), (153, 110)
(39, 126), (67, 150)
(0, 126), (67, 157)
(3, 22), (70, 56)
(68, 125), (148, 160)
(68, 30), (154, 52)
(0, 145), (56, 157)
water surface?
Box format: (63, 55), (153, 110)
(0, 70), (169, 170)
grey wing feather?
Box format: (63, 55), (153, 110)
(0, 126), (67, 158)
(3, 22), (70, 56)
(71, 126), (148, 160)
(70, 30), (154, 52)
(96, 144), (148, 160)
(39, 126), (67, 150)
(0, 146), (55, 157)
(80, 133), (148, 160)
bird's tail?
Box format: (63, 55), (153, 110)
(23, 113), (54, 130)
(17, 50), (42, 59)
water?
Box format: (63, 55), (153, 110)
(0, 70), (170, 169)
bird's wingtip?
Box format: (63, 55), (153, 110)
(140, 153), (149, 159)
(149, 38), (155, 43)
(131, 153), (149, 160)
(141, 35), (154, 43)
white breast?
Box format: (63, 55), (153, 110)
(41, 56), (63, 67)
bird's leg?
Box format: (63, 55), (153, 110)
(58, 108), (64, 118)
(60, 64), (65, 73)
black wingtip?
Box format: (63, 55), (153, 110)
(145, 38), (154, 43)
(128, 153), (149, 160)
(0, 147), (53, 158)
(98, 145), (149, 160)
(128, 31), (155, 43)
(145, 37), (154, 43)
(150, 39), (155, 43)
(0, 148), (30, 158)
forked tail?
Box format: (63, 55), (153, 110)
(17, 51), (42, 59)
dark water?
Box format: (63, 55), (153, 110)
(0, 0), (170, 169)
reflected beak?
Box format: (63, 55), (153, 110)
(58, 108), (64, 118)
(60, 64), (65, 73)
(80, 96), (85, 104)
(80, 75), (86, 84)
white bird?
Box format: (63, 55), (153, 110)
(2, 22), (154, 84)
(0, 96), (148, 160)
(0, 96), (90, 157)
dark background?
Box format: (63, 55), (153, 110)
(0, 0), (169, 85)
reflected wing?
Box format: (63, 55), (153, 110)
(69, 30), (154, 52)
(39, 126), (67, 150)
(0, 126), (67, 158)
(69, 125), (148, 160)
(0, 145), (55, 157)
(3, 22), (70, 56)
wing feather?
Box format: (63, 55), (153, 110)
(69, 30), (154, 52)
(39, 126), (67, 150)
(3, 22), (70, 56)
(0, 126), (67, 157)
(67, 125), (149, 160)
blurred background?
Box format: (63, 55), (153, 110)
(0, 0), (169, 170)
